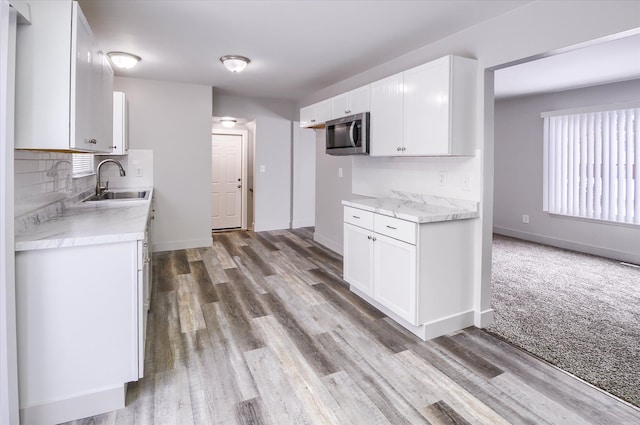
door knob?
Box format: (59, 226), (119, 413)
(237, 184), (242, 188)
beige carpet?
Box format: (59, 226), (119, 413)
(488, 234), (640, 407)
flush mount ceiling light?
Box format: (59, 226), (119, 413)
(107, 51), (142, 69)
(220, 55), (250, 73)
(220, 117), (237, 128)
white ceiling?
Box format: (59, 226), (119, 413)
(78, 1), (640, 103)
(78, 0), (529, 102)
(495, 33), (640, 99)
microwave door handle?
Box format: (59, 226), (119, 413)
(349, 121), (357, 147)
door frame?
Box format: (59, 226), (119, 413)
(212, 128), (249, 230)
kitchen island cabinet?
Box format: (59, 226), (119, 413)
(15, 192), (153, 425)
(15, 0), (113, 153)
(343, 192), (479, 340)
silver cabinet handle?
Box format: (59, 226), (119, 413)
(345, 110), (351, 114)
(310, 119), (316, 123)
(396, 147), (401, 151)
(352, 215), (360, 219)
(367, 235), (372, 240)
(402, 147), (406, 151)
(373, 237), (377, 241)
(86, 139), (97, 144)
(386, 225), (397, 230)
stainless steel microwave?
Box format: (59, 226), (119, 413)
(325, 112), (369, 155)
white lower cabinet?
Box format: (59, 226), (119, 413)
(16, 233), (151, 424)
(343, 205), (474, 340)
(372, 232), (416, 324)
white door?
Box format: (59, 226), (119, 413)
(211, 133), (242, 229)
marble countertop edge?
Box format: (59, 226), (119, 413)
(342, 193), (479, 224)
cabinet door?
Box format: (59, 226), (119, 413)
(343, 223), (374, 297)
(300, 99), (331, 127)
(112, 92), (127, 154)
(70, 3), (94, 151)
(98, 51), (114, 153)
(348, 85), (370, 116)
(373, 233), (416, 324)
(369, 72), (404, 156)
(404, 57), (450, 155)
(331, 93), (349, 119)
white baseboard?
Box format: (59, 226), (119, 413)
(21, 384), (125, 425)
(475, 308), (494, 328)
(154, 237), (212, 252)
(493, 226), (640, 264)
(350, 286), (475, 341)
(313, 232), (342, 255)
(291, 218), (315, 229)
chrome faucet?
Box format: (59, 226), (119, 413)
(96, 159), (126, 195)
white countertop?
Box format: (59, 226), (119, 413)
(15, 188), (153, 251)
(342, 190), (479, 223)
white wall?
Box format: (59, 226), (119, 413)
(300, 1), (640, 328)
(212, 89), (297, 231)
(114, 77), (212, 252)
(495, 79), (640, 264)
(312, 128), (353, 255)
(292, 124), (316, 228)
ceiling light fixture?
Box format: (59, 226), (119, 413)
(220, 55), (250, 73)
(107, 51), (142, 69)
(220, 117), (237, 128)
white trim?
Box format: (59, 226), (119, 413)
(153, 237), (213, 253)
(474, 308), (495, 329)
(493, 226), (640, 265)
(291, 218), (315, 229)
(541, 101), (640, 118)
(1, 3), (19, 424)
(20, 384), (125, 425)
(350, 286), (475, 341)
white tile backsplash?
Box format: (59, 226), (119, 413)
(14, 149), (153, 234)
(95, 149), (154, 189)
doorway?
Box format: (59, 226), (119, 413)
(211, 129), (249, 231)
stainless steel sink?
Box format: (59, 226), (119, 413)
(84, 190), (149, 202)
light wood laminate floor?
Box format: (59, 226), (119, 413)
(65, 228), (640, 425)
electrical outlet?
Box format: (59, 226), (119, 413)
(136, 167), (143, 177)
(522, 214), (530, 224)
(259, 165), (266, 173)
(438, 171), (447, 186)
(462, 174), (472, 191)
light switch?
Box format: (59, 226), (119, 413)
(438, 171), (447, 186)
(338, 167), (343, 178)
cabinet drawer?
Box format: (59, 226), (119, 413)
(374, 214), (416, 244)
(344, 206), (374, 229)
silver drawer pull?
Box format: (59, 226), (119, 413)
(367, 235), (372, 240)
(386, 225), (397, 230)
(352, 215), (360, 219)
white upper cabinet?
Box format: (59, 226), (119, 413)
(111, 91), (129, 155)
(370, 55), (477, 157)
(300, 99), (332, 128)
(15, 0), (113, 153)
(369, 72), (404, 156)
(331, 85), (370, 119)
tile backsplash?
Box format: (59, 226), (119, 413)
(14, 150), (94, 219)
(14, 149), (153, 234)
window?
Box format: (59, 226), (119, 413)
(72, 153), (95, 177)
(542, 105), (639, 225)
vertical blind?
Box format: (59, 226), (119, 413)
(543, 107), (639, 225)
